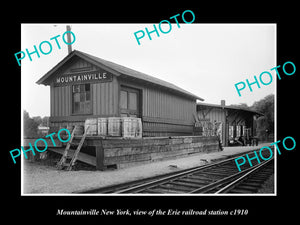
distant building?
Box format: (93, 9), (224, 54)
(37, 125), (50, 135)
(196, 100), (264, 146)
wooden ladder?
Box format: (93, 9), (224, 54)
(57, 126), (89, 171)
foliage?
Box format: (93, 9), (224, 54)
(229, 94), (275, 140)
(23, 110), (39, 138)
(23, 111), (50, 138)
(228, 103), (250, 110)
(251, 94), (274, 140)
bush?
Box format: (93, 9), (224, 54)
(251, 94), (274, 141)
(24, 110), (39, 138)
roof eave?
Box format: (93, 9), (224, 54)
(36, 51), (77, 85)
(197, 103), (264, 116)
(36, 50), (204, 101)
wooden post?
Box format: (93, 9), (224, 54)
(66, 25), (72, 54)
(95, 141), (104, 170)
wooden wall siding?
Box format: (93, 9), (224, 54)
(50, 57), (96, 117)
(119, 79), (196, 124)
(50, 79), (118, 118)
(196, 107), (256, 146)
(143, 122), (193, 137)
(119, 79), (196, 136)
(92, 77), (119, 116)
(50, 56), (119, 119)
(142, 87), (195, 123)
(197, 107), (253, 127)
(55, 56), (98, 75)
(197, 107), (227, 145)
(143, 121), (192, 132)
(197, 107), (226, 123)
(50, 85), (71, 117)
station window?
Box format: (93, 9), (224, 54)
(72, 84), (91, 114)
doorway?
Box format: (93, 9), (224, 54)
(120, 86), (141, 117)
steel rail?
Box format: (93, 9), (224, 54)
(77, 147), (274, 194)
(214, 158), (274, 194)
(114, 151), (273, 194)
(114, 155), (238, 194)
(188, 159), (272, 194)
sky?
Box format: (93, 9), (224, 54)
(21, 23), (276, 117)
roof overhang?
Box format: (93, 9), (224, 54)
(197, 102), (264, 117)
(36, 50), (204, 101)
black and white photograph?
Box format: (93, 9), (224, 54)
(4, 5), (298, 223)
(21, 23), (276, 196)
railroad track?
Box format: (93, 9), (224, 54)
(79, 149), (275, 194)
(213, 159), (274, 194)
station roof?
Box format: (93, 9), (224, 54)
(36, 50), (204, 101)
(197, 102), (264, 116)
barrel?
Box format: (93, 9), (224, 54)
(108, 117), (122, 136)
(98, 118), (107, 136)
(85, 118), (98, 135)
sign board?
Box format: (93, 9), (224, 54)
(53, 70), (113, 86)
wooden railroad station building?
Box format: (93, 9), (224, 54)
(35, 50), (220, 170)
(36, 50), (204, 137)
(34, 50), (262, 170)
(196, 101), (264, 146)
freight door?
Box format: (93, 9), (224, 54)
(120, 86), (140, 117)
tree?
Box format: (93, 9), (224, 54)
(228, 103), (250, 110)
(41, 116), (50, 126)
(229, 95), (274, 141)
(32, 116), (42, 126)
(23, 110), (39, 138)
(251, 94), (274, 140)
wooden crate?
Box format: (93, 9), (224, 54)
(107, 117), (122, 136)
(98, 118), (108, 136)
(85, 118), (98, 135)
(122, 117), (142, 138)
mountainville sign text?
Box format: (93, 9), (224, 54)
(54, 70), (112, 86)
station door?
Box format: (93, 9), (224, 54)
(120, 86), (140, 118)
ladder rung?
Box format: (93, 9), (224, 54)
(57, 125), (88, 171)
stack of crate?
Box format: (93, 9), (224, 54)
(122, 117), (142, 138)
(84, 118), (98, 135)
(85, 117), (142, 138)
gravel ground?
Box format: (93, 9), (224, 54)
(22, 154), (208, 194)
(22, 143), (272, 194)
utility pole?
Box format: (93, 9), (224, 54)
(66, 25), (72, 54)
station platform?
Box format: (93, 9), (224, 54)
(22, 143), (271, 194)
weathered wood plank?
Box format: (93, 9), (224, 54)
(150, 148), (195, 161)
(95, 145), (104, 170)
(101, 136), (219, 167)
(103, 153), (151, 165)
